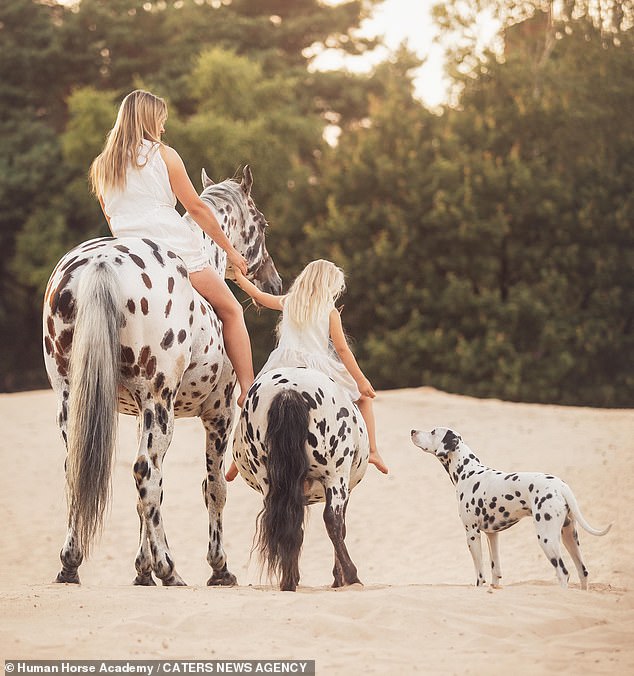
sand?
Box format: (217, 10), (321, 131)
(0, 386), (632, 674)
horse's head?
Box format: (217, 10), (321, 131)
(201, 166), (282, 295)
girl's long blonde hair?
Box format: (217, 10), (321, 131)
(89, 89), (167, 195)
(283, 260), (346, 326)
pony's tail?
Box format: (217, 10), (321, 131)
(256, 389), (310, 591)
(66, 261), (122, 557)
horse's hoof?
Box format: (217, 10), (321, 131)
(54, 571), (80, 584)
(133, 573), (157, 586)
(207, 570), (237, 587)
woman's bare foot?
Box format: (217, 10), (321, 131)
(237, 389), (247, 408)
(369, 449), (388, 474)
(225, 461), (239, 482)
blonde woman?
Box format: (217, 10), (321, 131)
(90, 89), (254, 406)
(226, 259), (388, 480)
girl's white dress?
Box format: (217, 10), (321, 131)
(260, 301), (361, 402)
(102, 140), (208, 273)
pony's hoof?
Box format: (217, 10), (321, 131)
(207, 570), (237, 587)
(161, 573), (187, 586)
(332, 579), (363, 589)
(133, 573), (157, 586)
(54, 571), (80, 584)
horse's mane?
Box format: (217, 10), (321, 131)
(200, 178), (250, 228)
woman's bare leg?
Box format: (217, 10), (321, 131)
(356, 396), (388, 474)
(189, 267), (254, 406)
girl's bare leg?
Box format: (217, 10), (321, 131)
(189, 267), (254, 407)
(356, 396), (388, 474)
(225, 461), (239, 482)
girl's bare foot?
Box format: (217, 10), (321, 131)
(237, 389), (247, 408)
(225, 461), (239, 482)
(369, 449), (388, 474)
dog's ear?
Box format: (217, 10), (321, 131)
(438, 430), (461, 457)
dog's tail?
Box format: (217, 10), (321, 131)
(561, 484), (612, 536)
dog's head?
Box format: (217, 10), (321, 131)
(411, 427), (462, 459)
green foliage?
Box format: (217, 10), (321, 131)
(0, 0), (631, 407)
(306, 21), (633, 406)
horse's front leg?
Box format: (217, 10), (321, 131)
(201, 371), (238, 587)
(323, 482), (361, 588)
(134, 401), (185, 586)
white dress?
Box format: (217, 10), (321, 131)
(260, 301), (361, 402)
(102, 139), (208, 273)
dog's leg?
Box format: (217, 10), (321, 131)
(535, 517), (569, 588)
(465, 526), (487, 586)
(561, 517), (589, 590)
(485, 531), (502, 588)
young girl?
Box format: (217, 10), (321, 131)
(226, 259), (388, 480)
(90, 89), (254, 405)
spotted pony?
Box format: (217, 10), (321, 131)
(233, 367), (369, 591)
(43, 166), (281, 586)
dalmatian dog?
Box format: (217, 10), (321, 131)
(411, 427), (611, 589)
(232, 367), (369, 591)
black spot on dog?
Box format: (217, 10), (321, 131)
(441, 430), (460, 452)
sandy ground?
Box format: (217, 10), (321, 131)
(0, 386), (632, 674)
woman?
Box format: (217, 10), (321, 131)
(90, 89), (254, 405)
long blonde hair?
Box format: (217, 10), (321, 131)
(283, 260), (346, 326)
(89, 89), (167, 195)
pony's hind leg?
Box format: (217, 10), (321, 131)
(323, 483), (361, 587)
(133, 401), (185, 586)
(201, 380), (238, 587)
(133, 497), (156, 586)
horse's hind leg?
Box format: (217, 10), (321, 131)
(54, 382), (83, 584)
(134, 400), (185, 586)
(323, 483), (361, 587)
(201, 380), (238, 586)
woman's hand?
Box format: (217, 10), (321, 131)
(227, 248), (248, 276)
(356, 377), (376, 398)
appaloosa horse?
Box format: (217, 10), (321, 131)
(43, 166), (281, 586)
(232, 367), (369, 591)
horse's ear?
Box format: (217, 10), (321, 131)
(201, 168), (214, 189)
(241, 165), (253, 195)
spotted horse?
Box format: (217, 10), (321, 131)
(232, 367), (369, 591)
(44, 165), (282, 587)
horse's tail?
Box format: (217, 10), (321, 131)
(66, 261), (122, 557)
(256, 389), (310, 591)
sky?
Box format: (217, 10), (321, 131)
(314, 0), (500, 109)
(314, 0), (448, 107)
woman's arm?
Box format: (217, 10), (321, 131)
(329, 309), (376, 398)
(159, 144), (247, 275)
(233, 269), (284, 311)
